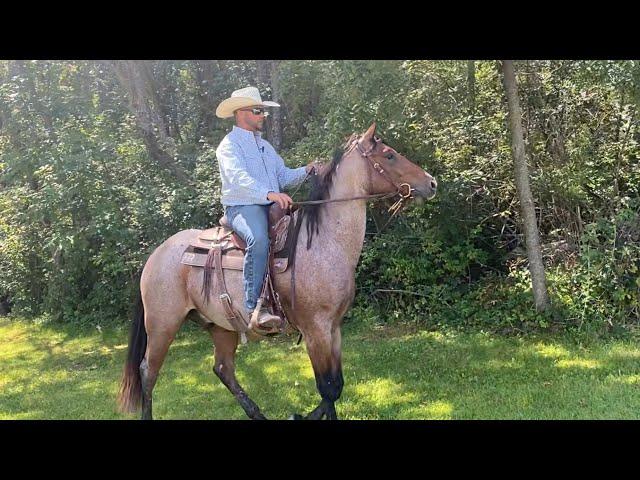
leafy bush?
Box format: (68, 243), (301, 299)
(2, 59), (639, 337)
(554, 200), (640, 332)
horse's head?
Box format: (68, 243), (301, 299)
(355, 123), (437, 201)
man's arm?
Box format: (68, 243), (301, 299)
(273, 148), (308, 190)
(217, 141), (271, 203)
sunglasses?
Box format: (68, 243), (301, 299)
(238, 107), (269, 116)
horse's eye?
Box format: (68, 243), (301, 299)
(386, 153), (394, 160)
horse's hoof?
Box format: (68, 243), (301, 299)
(288, 413), (304, 420)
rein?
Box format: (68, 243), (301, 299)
(286, 135), (415, 326)
(291, 135), (413, 212)
(292, 190), (399, 206)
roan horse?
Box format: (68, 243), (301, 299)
(117, 123), (437, 419)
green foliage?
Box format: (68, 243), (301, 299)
(556, 201), (640, 331)
(0, 61), (222, 322)
(355, 202), (490, 322)
(1, 60), (639, 337)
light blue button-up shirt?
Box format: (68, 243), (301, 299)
(215, 125), (307, 206)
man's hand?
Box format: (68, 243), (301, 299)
(306, 161), (320, 175)
(267, 191), (293, 209)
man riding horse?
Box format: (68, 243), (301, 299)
(215, 86), (316, 335)
(118, 84), (437, 419)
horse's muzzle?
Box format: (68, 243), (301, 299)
(413, 174), (437, 200)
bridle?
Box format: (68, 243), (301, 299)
(354, 134), (414, 216)
(286, 134), (418, 322)
(291, 134), (415, 218)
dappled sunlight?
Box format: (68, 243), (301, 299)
(363, 327), (460, 346)
(2, 381), (27, 396)
(2, 317), (640, 419)
(607, 345), (640, 359)
(531, 342), (603, 370)
(77, 379), (110, 393)
(170, 339), (201, 349)
(0, 364), (39, 384)
(0, 326), (29, 342)
(38, 369), (72, 384)
(606, 374), (640, 385)
(80, 345), (125, 356)
(0, 410), (44, 420)
(0, 339), (42, 359)
(260, 359), (315, 380)
(556, 358), (601, 369)
(403, 400), (454, 419)
(482, 358), (524, 370)
(173, 372), (204, 389)
(411, 330), (457, 345)
(533, 343), (570, 359)
(352, 378), (418, 408)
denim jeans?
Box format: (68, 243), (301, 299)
(224, 204), (270, 311)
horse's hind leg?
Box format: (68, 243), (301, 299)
(140, 322), (182, 420)
(208, 325), (267, 420)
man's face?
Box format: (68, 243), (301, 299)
(235, 106), (268, 132)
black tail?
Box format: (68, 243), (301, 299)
(117, 291), (147, 414)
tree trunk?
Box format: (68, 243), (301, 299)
(192, 60), (220, 142)
(256, 60), (282, 150)
(106, 60), (189, 184)
(466, 60), (477, 165)
(156, 61), (183, 143)
(467, 60), (476, 113)
(501, 60), (550, 312)
(269, 61), (283, 150)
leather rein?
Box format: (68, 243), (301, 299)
(291, 134), (414, 214)
(286, 135), (416, 328)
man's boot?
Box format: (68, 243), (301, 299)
(247, 299), (283, 334)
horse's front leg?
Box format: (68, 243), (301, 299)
(208, 325), (267, 420)
(302, 324), (344, 420)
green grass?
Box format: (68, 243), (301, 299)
(1, 317), (639, 419)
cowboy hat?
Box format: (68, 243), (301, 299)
(215, 86), (280, 119)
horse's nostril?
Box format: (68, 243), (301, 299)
(431, 179), (438, 190)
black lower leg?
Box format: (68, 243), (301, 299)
(140, 358), (153, 420)
(325, 402), (337, 420)
(305, 399), (330, 420)
(214, 365), (266, 420)
(306, 369), (344, 420)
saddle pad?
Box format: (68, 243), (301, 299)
(180, 246), (244, 270)
(198, 226), (232, 242)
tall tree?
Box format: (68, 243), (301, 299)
(191, 60), (221, 142)
(467, 60), (476, 114)
(500, 60), (550, 312)
(256, 60), (282, 150)
(105, 60), (189, 184)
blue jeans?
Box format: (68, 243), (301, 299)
(224, 204), (270, 311)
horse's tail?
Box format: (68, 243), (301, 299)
(117, 289), (147, 414)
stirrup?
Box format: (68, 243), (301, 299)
(248, 302), (283, 335)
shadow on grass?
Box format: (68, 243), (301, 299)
(1, 318), (639, 419)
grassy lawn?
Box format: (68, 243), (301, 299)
(1, 317), (639, 420)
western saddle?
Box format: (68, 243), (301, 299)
(180, 204), (297, 336)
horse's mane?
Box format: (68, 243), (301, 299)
(302, 134), (359, 249)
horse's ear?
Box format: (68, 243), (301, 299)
(360, 123), (377, 145)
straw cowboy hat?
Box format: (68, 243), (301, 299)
(215, 86), (280, 119)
